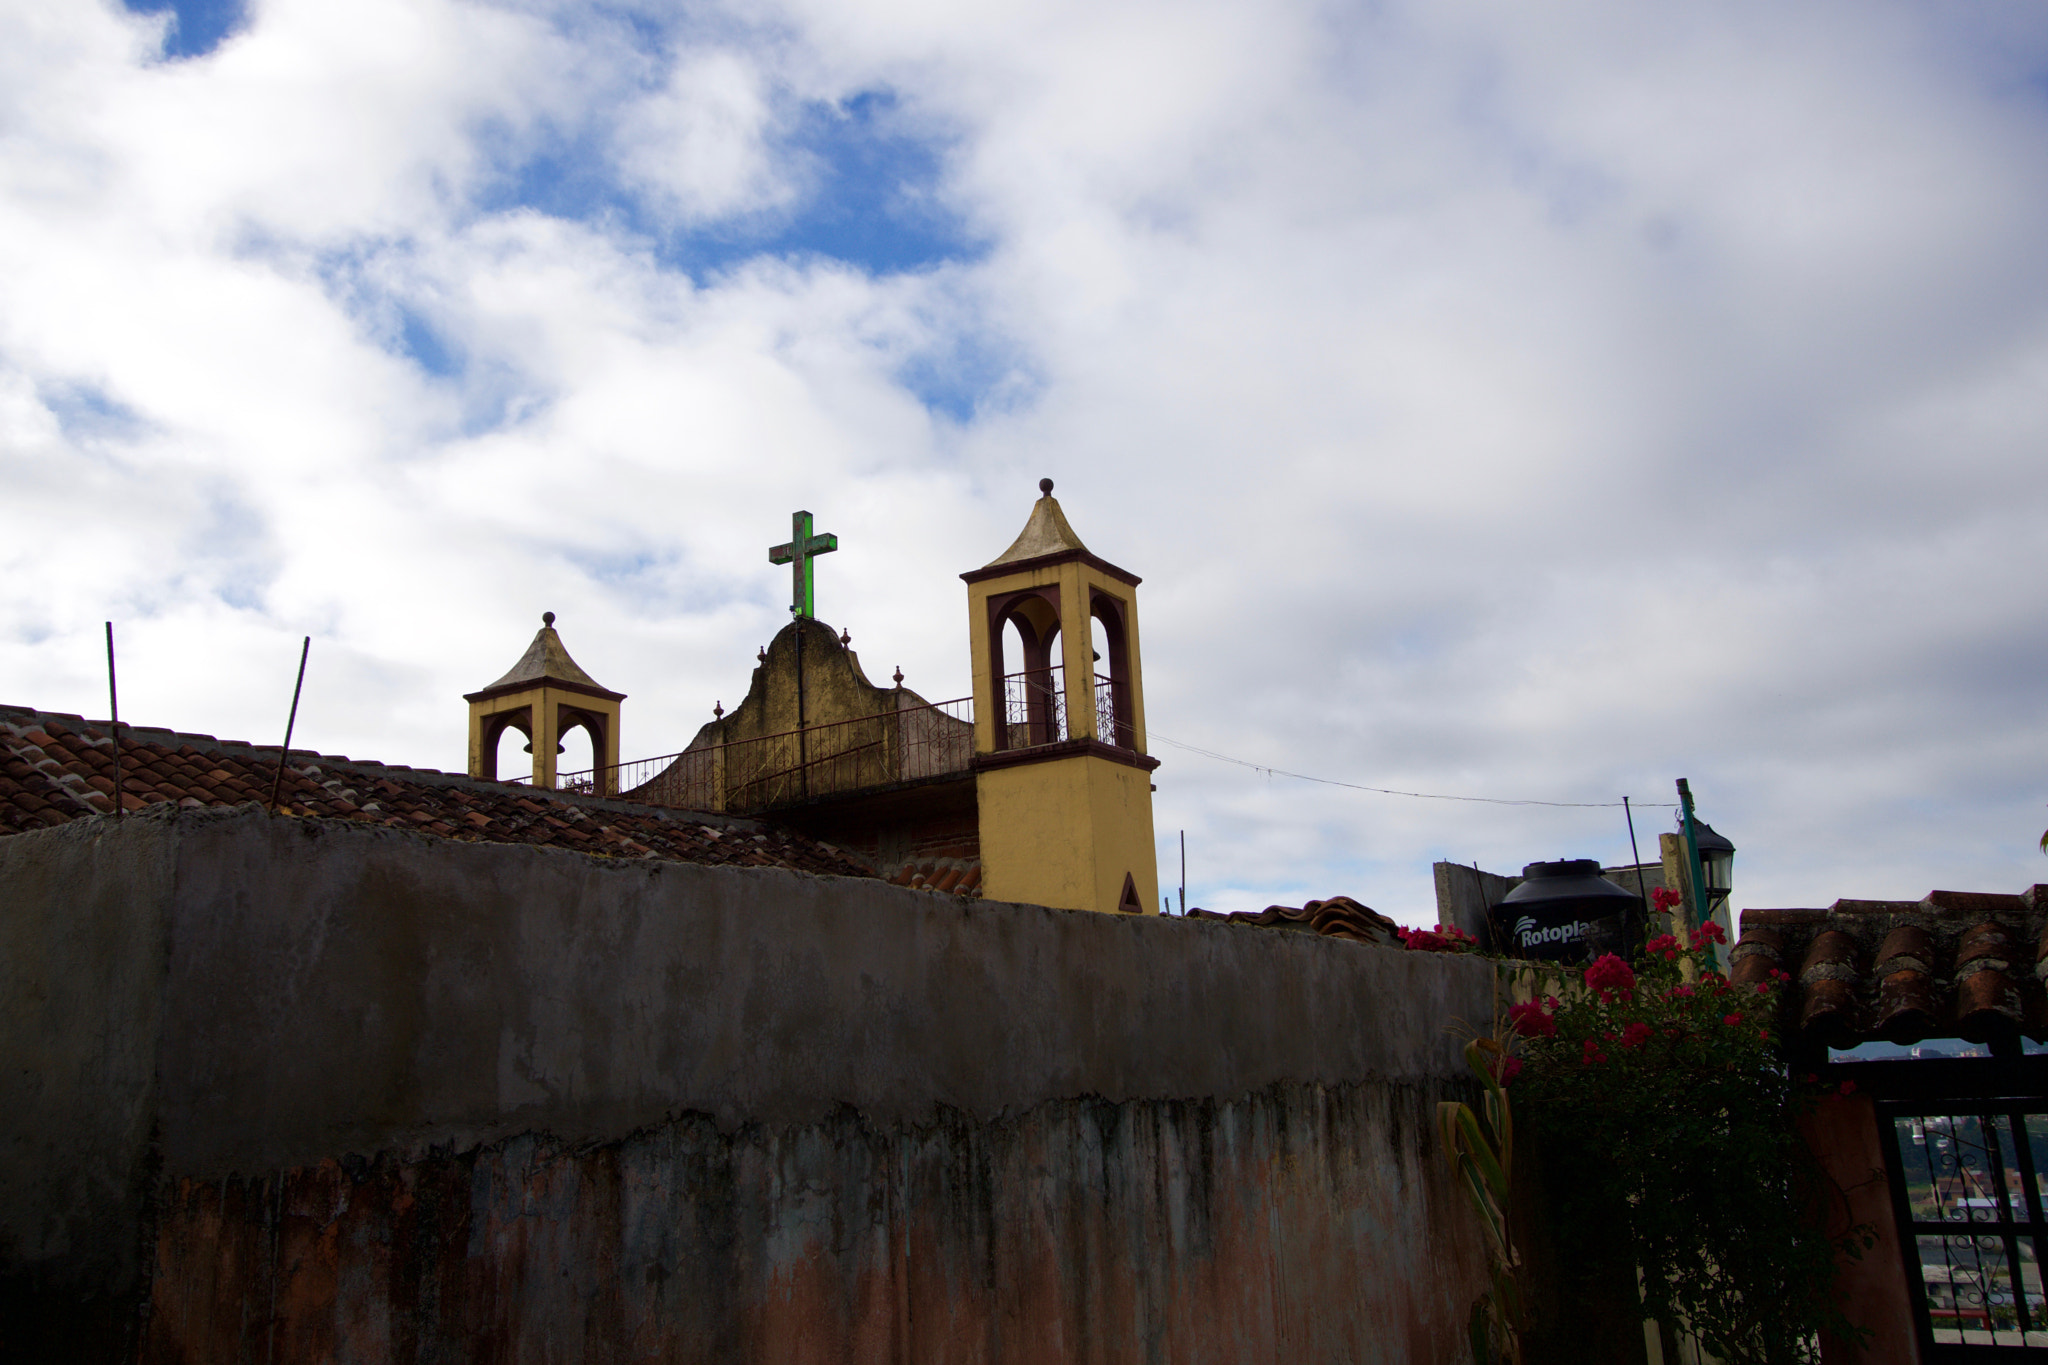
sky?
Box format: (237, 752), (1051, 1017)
(4, 0), (2047, 923)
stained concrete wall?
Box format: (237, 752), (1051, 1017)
(3, 808), (1495, 1363)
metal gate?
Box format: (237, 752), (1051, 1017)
(1877, 1097), (2048, 1357)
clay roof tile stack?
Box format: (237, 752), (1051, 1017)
(0, 705), (876, 880)
(887, 857), (983, 897)
(1187, 895), (1402, 946)
(1733, 886), (2048, 1047)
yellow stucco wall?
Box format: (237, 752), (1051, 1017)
(467, 685), (621, 791)
(976, 755), (1159, 915)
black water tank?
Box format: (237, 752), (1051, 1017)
(1491, 859), (1643, 963)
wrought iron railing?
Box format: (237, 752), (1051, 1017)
(1001, 670), (1129, 750)
(1002, 667), (1067, 748)
(522, 669), (1139, 812)
(532, 695), (974, 814)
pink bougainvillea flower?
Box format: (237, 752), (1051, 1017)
(1669, 984), (1696, 999)
(1400, 923), (1478, 953)
(1723, 1012), (1743, 1026)
(1651, 886), (1683, 912)
(1689, 920), (1728, 949)
(1619, 1021), (1654, 1050)
(1838, 1079), (1857, 1096)
(1507, 1001), (1558, 1038)
(1494, 1057), (1524, 1085)
(1585, 953), (1637, 1002)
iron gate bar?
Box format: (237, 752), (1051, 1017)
(1878, 1098), (2048, 1358)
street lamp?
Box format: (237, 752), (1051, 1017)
(1693, 819), (1735, 915)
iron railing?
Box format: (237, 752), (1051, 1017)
(536, 695), (974, 815)
(1001, 670), (1129, 749)
(522, 669), (1138, 813)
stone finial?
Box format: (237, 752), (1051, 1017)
(892, 666), (904, 685)
(1039, 477), (1053, 495)
(714, 701), (724, 719)
(543, 611), (555, 627)
(840, 627), (851, 645)
(757, 646), (767, 663)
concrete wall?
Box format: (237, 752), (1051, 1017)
(3, 808), (1495, 1363)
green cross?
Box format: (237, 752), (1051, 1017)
(768, 510), (838, 619)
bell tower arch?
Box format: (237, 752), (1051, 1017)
(964, 480), (1159, 914)
(465, 612), (625, 792)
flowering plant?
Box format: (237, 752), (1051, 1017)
(1510, 935), (1870, 1361)
(1398, 923), (1481, 954)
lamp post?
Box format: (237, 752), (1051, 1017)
(1676, 779), (1736, 971)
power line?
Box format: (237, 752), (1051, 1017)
(1146, 730), (1678, 809)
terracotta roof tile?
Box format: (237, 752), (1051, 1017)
(1736, 884), (2048, 1047)
(886, 854), (983, 898)
(0, 704), (877, 882)
(1187, 895), (1401, 946)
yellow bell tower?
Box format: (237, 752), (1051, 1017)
(964, 479), (1160, 915)
(465, 612), (625, 792)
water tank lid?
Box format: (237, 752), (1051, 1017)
(1498, 858), (1639, 905)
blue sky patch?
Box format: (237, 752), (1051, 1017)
(486, 88), (984, 283)
(122, 0), (244, 59)
(895, 327), (1031, 425)
(397, 309), (461, 379)
(713, 90), (982, 277)
(44, 382), (145, 443)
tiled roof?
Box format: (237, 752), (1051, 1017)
(0, 705), (875, 879)
(1735, 887), (2048, 1046)
(1188, 896), (1401, 945)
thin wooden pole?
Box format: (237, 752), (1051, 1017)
(269, 637), (310, 814)
(104, 622), (123, 819)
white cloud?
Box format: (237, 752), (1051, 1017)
(3, 0), (2047, 922)
(614, 48), (799, 225)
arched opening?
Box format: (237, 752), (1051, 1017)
(558, 719), (595, 792)
(491, 713), (532, 783)
(991, 591), (1064, 749)
(1090, 591), (1132, 748)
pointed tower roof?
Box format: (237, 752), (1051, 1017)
(985, 478), (1090, 567)
(464, 612), (626, 704)
(964, 479), (1139, 586)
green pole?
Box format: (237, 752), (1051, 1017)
(1676, 778), (1721, 973)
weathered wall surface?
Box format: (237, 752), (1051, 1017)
(144, 1084), (1466, 1365)
(0, 816), (174, 1358)
(3, 808), (1495, 1363)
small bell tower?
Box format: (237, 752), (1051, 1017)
(465, 612), (625, 791)
(964, 479), (1160, 914)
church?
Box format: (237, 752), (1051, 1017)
(464, 478), (1162, 917)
